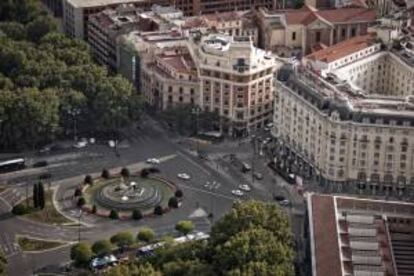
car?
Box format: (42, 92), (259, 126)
(73, 141), (87, 148)
(279, 199), (290, 207)
(108, 140), (116, 148)
(146, 158), (160, 164)
(266, 123), (273, 128)
(238, 184), (251, 192)
(231, 189), (244, 197)
(177, 173), (191, 180)
(273, 195), (286, 202)
(264, 127), (270, 131)
(253, 172), (263, 180)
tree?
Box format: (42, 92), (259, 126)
(120, 168), (130, 178)
(105, 262), (160, 276)
(77, 197), (86, 208)
(0, 22), (26, 40)
(153, 205), (163, 216)
(74, 187), (82, 197)
(26, 15), (56, 43)
(33, 182), (39, 208)
(70, 242), (92, 267)
(168, 197), (179, 209)
(11, 203), (28, 215)
(91, 204), (97, 214)
(101, 168), (110, 179)
(132, 209), (142, 220)
(175, 190), (183, 198)
(161, 259), (214, 276)
(92, 240), (112, 255)
(0, 249), (7, 276)
(110, 231), (134, 248)
(109, 210), (119, 219)
(84, 175), (93, 185)
(136, 227), (155, 243)
(175, 220), (194, 236)
(38, 182), (45, 210)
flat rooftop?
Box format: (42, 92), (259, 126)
(65, 0), (151, 9)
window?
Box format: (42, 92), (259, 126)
(292, 32), (296, 41)
(341, 28), (346, 38)
(316, 31), (321, 42)
(351, 28), (356, 37)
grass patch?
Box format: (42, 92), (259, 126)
(17, 236), (65, 252)
(23, 190), (73, 225)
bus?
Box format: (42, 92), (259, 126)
(0, 158), (25, 174)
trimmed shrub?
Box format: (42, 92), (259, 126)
(74, 187), (82, 197)
(120, 168), (130, 178)
(109, 210), (119, 219)
(137, 227), (155, 243)
(91, 204), (97, 214)
(153, 205), (163, 216)
(101, 168), (110, 179)
(70, 242), (92, 267)
(140, 169), (149, 178)
(92, 240), (112, 255)
(84, 175), (93, 185)
(175, 190), (183, 198)
(132, 209), (142, 220)
(77, 197), (86, 208)
(12, 204), (29, 215)
(168, 196), (179, 209)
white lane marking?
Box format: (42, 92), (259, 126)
(176, 152), (211, 176)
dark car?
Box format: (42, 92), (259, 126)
(273, 195), (286, 202)
(33, 161), (48, 168)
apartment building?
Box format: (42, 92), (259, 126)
(62, 0), (168, 38)
(193, 34), (282, 136)
(87, 4), (181, 71)
(169, 0), (274, 16)
(272, 33), (414, 194)
(256, 6), (376, 56)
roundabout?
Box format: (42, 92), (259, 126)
(83, 174), (176, 215)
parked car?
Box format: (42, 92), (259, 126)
(279, 199), (290, 207)
(177, 173), (191, 180)
(33, 160), (48, 168)
(231, 189), (244, 197)
(146, 158), (160, 164)
(73, 141), (87, 148)
(238, 184), (251, 192)
(273, 195), (286, 202)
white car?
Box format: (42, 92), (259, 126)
(108, 140), (116, 148)
(231, 189), (244, 197)
(146, 158), (160, 164)
(73, 141), (87, 148)
(279, 199), (290, 207)
(238, 184), (251, 192)
(177, 173), (191, 180)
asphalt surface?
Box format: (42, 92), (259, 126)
(0, 116), (306, 275)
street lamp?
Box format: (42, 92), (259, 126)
(192, 106), (201, 154)
(67, 108), (81, 141)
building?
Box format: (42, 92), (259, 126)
(272, 32), (414, 194)
(307, 193), (414, 276)
(140, 46), (199, 110)
(62, 0), (168, 39)
(193, 34), (282, 136)
(168, 0), (274, 17)
(87, 4), (181, 71)
(42, 0), (64, 16)
(256, 6), (377, 56)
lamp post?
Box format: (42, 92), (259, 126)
(67, 108), (81, 141)
(192, 106), (201, 154)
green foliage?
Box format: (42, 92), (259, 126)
(0, 249), (7, 275)
(294, 0), (304, 8)
(77, 197), (86, 208)
(26, 15), (56, 43)
(153, 205), (163, 216)
(137, 227), (155, 243)
(84, 175), (93, 185)
(110, 231), (134, 248)
(105, 261), (161, 276)
(101, 168), (110, 179)
(168, 196), (179, 209)
(120, 168), (130, 178)
(12, 203), (29, 215)
(162, 259), (214, 276)
(70, 242), (92, 267)
(74, 187), (82, 197)
(92, 240), (112, 255)
(0, 22), (26, 40)
(0, 0), (42, 24)
(174, 190), (183, 198)
(132, 209), (143, 220)
(91, 204), (97, 214)
(175, 220), (194, 236)
(109, 209), (119, 219)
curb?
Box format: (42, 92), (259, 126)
(15, 234), (75, 254)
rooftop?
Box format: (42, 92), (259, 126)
(65, 0), (151, 8)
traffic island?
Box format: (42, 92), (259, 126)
(17, 236), (67, 253)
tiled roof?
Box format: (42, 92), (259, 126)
(305, 34), (377, 63)
(311, 194), (342, 276)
